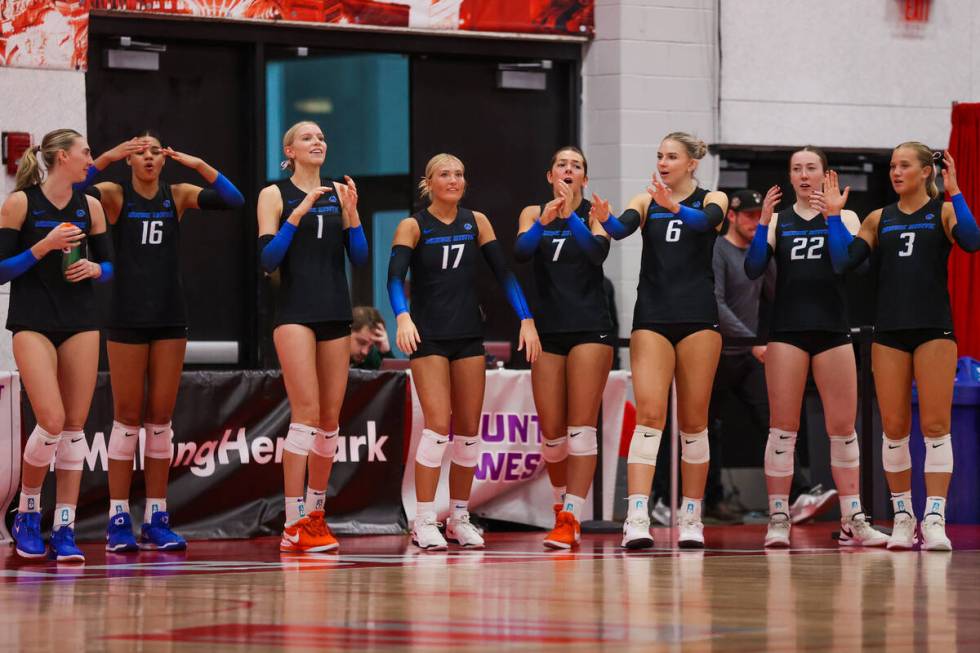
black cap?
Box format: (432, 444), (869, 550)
(730, 189), (763, 211)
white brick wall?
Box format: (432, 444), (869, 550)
(584, 0), (720, 355)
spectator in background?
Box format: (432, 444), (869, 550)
(350, 306), (393, 369)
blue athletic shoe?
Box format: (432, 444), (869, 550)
(106, 512), (139, 552)
(12, 511), (46, 559)
(139, 512), (187, 551)
(48, 526), (85, 562)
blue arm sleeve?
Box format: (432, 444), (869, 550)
(259, 222), (297, 273)
(481, 240), (532, 320)
(0, 249), (39, 285)
(673, 203), (724, 233)
(951, 193), (980, 252)
(88, 232), (114, 284)
(567, 212), (609, 265)
(387, 245), (412, 316)
(826, 215), (854, 274)
(514, 219), (544, 262)
(72, 165), (99, 192)
(744, 225), (772, 280)
(344, 225), (369, 266)
(601, 208), (641, 240)
(211, 173), (245, 208)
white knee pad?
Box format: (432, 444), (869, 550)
(568, 426), (598, 457)
(627, 427), (662, 466)
(283, 422), (316, 456)
(107, 421), (140, 462)
(55, 430), (86, 471)
(882, 434), (912, 473)
(680, 429), (709, 465)
(764, 428), (797, 477)
(415, 429), (450, 468)
(924, 434), (954, 473)
(144, 422), (174, 460)
(311, 427), (338, 459)
(451, 434), (481, 468)
(541, 435), (568, 463)
(829, 434), (860, 469)
(23, 425), (61, 468)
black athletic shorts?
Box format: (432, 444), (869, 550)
(769, 330), (852, 356)
(632, 322), (720, 346)
(106, 326), (189, 344)
(411, 337), (485, 361)
(277, 321), (352, 342)
(9, 328), (95, 349)
(874, 328), (956, 354)
(540, 330), (614, 356)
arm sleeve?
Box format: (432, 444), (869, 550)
(0, 228), (38, 285)
(713, 246), (755, 339)
(259, 222), (297, 273)
(387, 245), (412, 316)
(674, 203), (725, 232)
(88, 232), (114, 283)
(72, 165), (100, 193)
(600, 208), (641, 240)
(344, 225), (369, 266)
(826, 215), (872, 273)
(481, 240), (532, 320)
(744, 225), (773, 280)
(951, 193), (980, 252)
(567, 212), (610, 265)
(514, 219), (543, 262)
(196, 173), (245, 209)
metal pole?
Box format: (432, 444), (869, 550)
(858, 325), (875, 517)
(669, 378), (679, 549)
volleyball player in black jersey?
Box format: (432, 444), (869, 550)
(1, 129), (114, 562)
(80, 132), (244, 553)
(388, 153), (541, 550)
(514, 146), (612, 549)
(826, 144), (980, 551)
(595, 132), (727, 549)
(258, 121), (368, 553)
(744, 147), (886, 549)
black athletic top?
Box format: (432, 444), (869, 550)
(408, 207), (483, 339)
(771, 208), (849, 333)
(875, 198), (952, 331)
(110, 180), (185, 328)
(7, 186), (98, 332)
(633, 187), (718, 326)
(530, 198), (613, 334)
(274, 178), (352, 326)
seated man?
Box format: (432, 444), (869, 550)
(350, 306), (393, 370)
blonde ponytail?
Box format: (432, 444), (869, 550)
(14, 129), (83, 192)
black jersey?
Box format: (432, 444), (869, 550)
(7, 186), (98, 332)
(633, 187), (718, 326)
(110, 180), (185, 328)
(875, 198), (952, 331)
(409, 208), (483, 339)
(274, 179), (352, 326)
(529, 198), (612, 334)
(771, 208), (849, 333)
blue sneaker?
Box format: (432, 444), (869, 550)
(48, 526), (85, 562)
(12, 512), (46, 559)
(139, 512), (187, 551)
(106, 512), (139, 552)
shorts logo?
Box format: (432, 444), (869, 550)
(464, 223), (473, 231)
(75, 209), (86, 218)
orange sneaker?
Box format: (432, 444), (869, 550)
(279, 511), (339, 553)
(543, 510), (581, 550)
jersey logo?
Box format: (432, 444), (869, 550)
(163, 199), (172, 208)
(692, 201), (702, 208)
(329, 195), (338, 203)
(925, 213), (935, 220)
(464, 223), (473, 231)
(287, 198), (301, 205)
(31, 209), (45, 216)
(423, 228), (434, 234)
(75, 209), (86, 218)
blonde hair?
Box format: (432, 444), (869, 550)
(418, 153), (465, 199)
(662, 131), (708, 160)
(281, 121), (320, 172)
(895, 141), (939, 199)
(15, 128), (83, 192)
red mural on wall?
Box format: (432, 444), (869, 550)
(1, 1), (592, 70)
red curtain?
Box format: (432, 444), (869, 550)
(947, 103), (980, 359)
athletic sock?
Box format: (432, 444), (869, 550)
(284, 496), (305, 526)
(925, 496), (947, 519)
(769, 494), (790, 517)
(109, 499), (130, 518)
(627, 494), (648, 520)
(839, 495), (862, 520)
(145, 498), (167, 524)
(680, 496), (702, 521)
(18, 486), (41, 513)
(54, 503), (76, 531)
(563, 494), (585, 520)
(305, 487), (327, 513)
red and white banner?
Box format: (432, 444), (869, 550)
(1, 1), (593, 71)
(402, 370), (629, 528)
(0, 372), (21, 544)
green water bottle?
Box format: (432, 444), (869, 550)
(60, 222), (84, 279)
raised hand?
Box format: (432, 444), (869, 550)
(539, 197), (564, 226)
(290, 186), (333, 223)
(760, 185), (782, 226)
(647, 175), (678, 213)
(590, 192), (612, 223)
(162, 147), (204, 171)
(555, 179), (575, 217)
(372, 322), (391, 354)
(106, 137), (151, 162)
(819, 170), (850, 216)
(941, 150), (960, 196)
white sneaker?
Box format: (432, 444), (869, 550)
(789, 484), (838, 524)
(920, 514), (952, 551)
(839, 513), (888, 547)
(887, 512), (918, 551)
(764, 513), (791, 548)
(621, 515), (654, 549)
(650, 498), (672, 527)
(446, 513), (485, 549)
(412, 514), (448, 551)
(677, 516), (705, 549)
